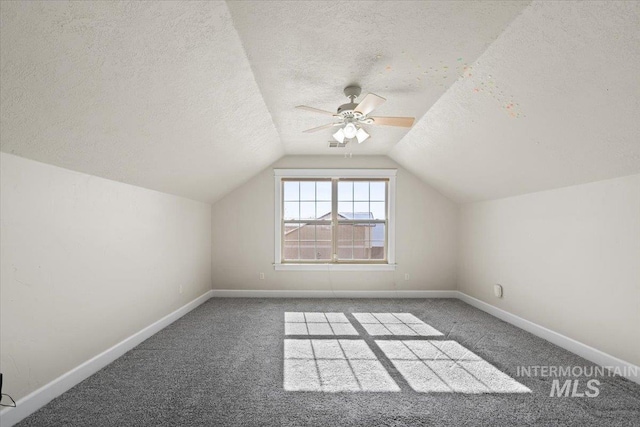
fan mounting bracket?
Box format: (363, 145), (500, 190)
(343, 85), (362, 101)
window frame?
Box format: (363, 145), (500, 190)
(274, 169), (397, 271)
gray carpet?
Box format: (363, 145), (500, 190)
(17, 298), (640, 426)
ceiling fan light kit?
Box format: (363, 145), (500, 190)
(332, 123), (369, 144)
(296, 85), (415, 146)
(343, 122), (358, 139)
(355, 127), (370, 144)
(332, 128), (346, 144)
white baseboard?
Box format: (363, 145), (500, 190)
(0, 290), (213, 427)
(456, 291), (639, 385)
(211, 289), (458, 298)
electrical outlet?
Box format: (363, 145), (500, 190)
(259, 272), (265, 280)
(404, 273), (410, 281)
(179, 284), (183, 294)
(494, 284), (503, 298)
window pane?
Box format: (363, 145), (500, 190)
(335, 223), (385, 261)
(353, 224), (367, 242)
(315, 223), (332, 260)
(316, 225), (332, 261)
(300, 202), (315, 219)
(299, 240), (316, 260)
(283, 244), (299, 260)
(337, 246), (353, 260)
(316, 245), (332, 260)
(284, 201), (299, 220)
(353, 240), (367, 259)
(354, 202), (369, 217)
(338, 224), (353, 260)
(371, 224), (386, 259)
(284, 223), (332, 261)
(300, 181), (315, 201)
(338, 181), (353, 201)
(316, 181), (331, 201)
(338, 223), (353, 241)
(284, 181), (299, 201)
(284, 227), (300, 260)
(354, 181), (369, 201)
(370, 202), (386, 220)
(284, 224), (300, 238)
(316, 201), (331, 219)
(338, 201), (353, 218)
(371, 239), (385, 259)
(370, 181), (386, 201)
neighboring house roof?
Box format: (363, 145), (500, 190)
(313, 212), (374, 221)
(338, 212), (373, 220)
(284, 212), (384, 246)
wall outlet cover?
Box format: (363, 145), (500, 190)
(494, 284), (503, 298)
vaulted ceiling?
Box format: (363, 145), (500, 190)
(1, 1), (639, 203)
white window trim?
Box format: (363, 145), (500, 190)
(274, 168), (397, 272)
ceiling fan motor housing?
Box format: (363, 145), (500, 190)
(296, 84), (411, 133)
(337, 102), (361, 118)
(338, 86), (374, 123)
(337, 103), (374, 124)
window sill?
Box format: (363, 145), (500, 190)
(273, 263), (397, 272)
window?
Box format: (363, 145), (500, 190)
(274, 169), (396, 271)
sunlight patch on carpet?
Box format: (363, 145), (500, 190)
(376, 340), (531, 393)
(284, 339), (400, 392)
(353, 312), (443, 336)
(284, 312), (358, 336)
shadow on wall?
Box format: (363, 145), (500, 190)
(283, 312), (531, 394)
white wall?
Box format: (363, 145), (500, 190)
(0, 153), (212, 400)
(211, 156), (458, 292)
(458, 174), (640, 366)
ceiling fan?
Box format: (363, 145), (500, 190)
(296, 85), (415, 144)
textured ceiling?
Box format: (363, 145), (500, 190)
(227, 0), (529, 155)
(0, 1), (283, 203)
(390, 0), (640, 202)
(1, 1), (639, 204)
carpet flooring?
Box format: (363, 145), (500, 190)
(17, 298), (640, 426)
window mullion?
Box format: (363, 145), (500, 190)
(384, 180), (388, 261)
(281, 180), (285, 263)
(314, 182), (317, 260)
(351, 181), (354, 261)
(332, 178), (338, 263)
(297, 182), (301, 260)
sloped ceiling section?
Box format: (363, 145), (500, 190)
(227, 0), (530, 155)
(0, 1), (283, 203)
(390, 0), (640, 202)
(2, 1), (638, 205)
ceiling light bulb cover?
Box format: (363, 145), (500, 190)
(332, 128), (346, 143)
(355, 128), (370, 144)
(343, 123), (358, 139)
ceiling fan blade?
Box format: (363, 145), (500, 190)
(369, 116), (415, 128)
(296, 105), (337, 116)
(303, 122), (342, 133)
(354, 93), (386, 116)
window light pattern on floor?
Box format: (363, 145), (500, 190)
(376, 340), (530, 393)
(353, 313), (443, 336)
(285, 312), (358, 336)
(284, 339), (400, 392)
